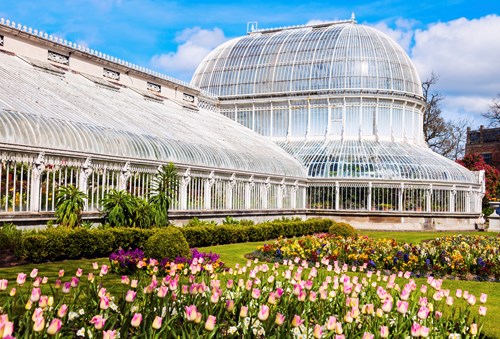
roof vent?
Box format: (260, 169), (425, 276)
(18, 56), (65, 76)
(47, 50), (69, 65)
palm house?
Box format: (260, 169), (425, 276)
(0, 17), (485, 229)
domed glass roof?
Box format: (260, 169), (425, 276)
(192, 21), (423, 98)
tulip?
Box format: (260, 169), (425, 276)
(275, 313), (285, 326)
(195, 312), (202, 324)
(32, 315), (45, 332)
(42, 276), (49, 284)
(417, 306), (430, 319)
(396, 300), (408, 314)
(62, 282), (71, 294)
(446, 296), (454, 306)
(258, 305), (270, 321)
(251, 288), (261, 299)
(91, 315), (106, 330)
(291, 315), (304, 327)
(205, 315), (216, 331)
(0, 317), (14, 337)
(435, 311), (443, 319)
(313, 324), (323, 338)
(456, 289), (462, 298)
(185, 305), (198, 321)
(326, 316), (337, 331)
(239, 306), (248, 318)
(100, 296), (110, 310)
(468, 295), (477, 306)
(480, 293), (487, 303)
(470, 323), (478, 335)
(57, 304), (68, 318)
(126, 290), (137, 303)
(39, 295), (49, 308)
(410, 323), (421, 337)
(362, 333), (374, 339)
(92, 262), (99, 270)
(152, 316), (162, 330)
(420, 326), (429, 337)
(100, 265), (109, 276)
(30, 268), (38, 278)
(479, 306), (487, 316)
(9, 288), (16, 297)
(157, 286), (168, 298)
(88, 273), (95, 282)
(334, 322), (343, 335)
(131, 279), (138, 288)
(380, 326), (389, 338)
(58, 269), (64, 278)
(32, 307), (43, 322)
(16, 273), (26, 285)
(30, 287), (41, 302)
(103, 330), (117, 339)
(70, 277), (79, 288)
(131, 313), (142, 327)
(210, 291), (220, 303)
(381, 298), (392, 313)
(226, 300), (235, 312)
(0, 279), (7, 290)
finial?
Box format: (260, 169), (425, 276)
(351, 12), (356, 22)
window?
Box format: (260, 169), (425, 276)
(482, 153), (493, 165)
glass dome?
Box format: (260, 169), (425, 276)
(192, 21), (422, 98)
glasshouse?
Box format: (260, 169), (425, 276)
(0, 17), (485, 229)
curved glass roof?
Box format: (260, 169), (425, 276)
(0, 52), (305, 177)
(275, 139), (478, 184)
(192, 22), (423, 98)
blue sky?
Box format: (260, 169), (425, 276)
(1, 0), (499, 125)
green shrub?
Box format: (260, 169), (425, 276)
(21, 233), (49, 263)
(329, 222), (357, 238)
(184, 217), (217, 228)
(107, 228), (153, 250)
(144, 227), (190, 261)
(0, 223), (22, 254)
(181, 226), (214, 247)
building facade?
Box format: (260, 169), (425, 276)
(0, 17), (485, 230)
(466, 126), (500, 171)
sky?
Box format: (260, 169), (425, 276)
(1, 0), (499, 126)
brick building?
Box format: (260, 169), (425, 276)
(466, 126), (500, 170)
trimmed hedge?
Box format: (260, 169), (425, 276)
(144, 228), (190, 261)
(15, 218), (340, 263)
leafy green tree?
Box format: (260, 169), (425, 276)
(55, 185), (87, 228)
(149, 163), (179, 226)
(101, 189), (135, 227)
(130, 196), (154, 229)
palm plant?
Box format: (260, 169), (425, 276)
(55, 185), (87, 228)
(100, 189), (135, 227)
(130, 196), (153, 229)
(149, 163), (179, 226)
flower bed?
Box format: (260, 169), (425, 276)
(0, 255), (487, 337)
(254, 234), (500, 280)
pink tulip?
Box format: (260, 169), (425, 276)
(0, 316), (14, 337)
(468, 295), (477, 306)
(157, 286), (168, 298)
(420, 326), (430, 337)
(205, 315), (216, 331)
(479, 306), (487, 316)
(195, 312), (202, 324)
(411, 322), (421, 337)
(313, 324), (323, 338)
(480, 293), (487, 303)
(210, 291), (220, 303)
(380, 326), (389, 338)
(100, 296), (110, 310)
(131, 279), (138, 288)
(435, 311), (443, 319)
(100, 265), (109, 276)
(456, 289), (462, 298)
(381, 298), (392, 313)
(226, 279), (234, 289)
(88, 273), (95, 282)
(58, 269), (65, 278)
(38, 295), (49, 308)
(16, 273), (26, 285)
(226, 300), (235, 312)
(62, 282), (71, 294)
(71, 277), (79, 288)
(470, 323), (478, 335)
(275, 313), (285, 326)
(9, 288), (16, 297)
(362, 333), (374, 339)
(33, 315), (45, 332)
(76, 268), (83, 277)
(103, 330), (117, 339)
(446, 296), (454, 306)
(326, 316), (337, 331)
(92, 262), (99, 270)
(57, 304), (68, 318)
(252, 288), (261, 299)
(91, 315), (106, 330)
(126, 290), (137, 303)
(258, 305), (270, 321)
(0, 279), (7, 291)
(417, 306), (430, 319)
(30, 268), (38, 278)
(334, 322), (343, 335)
(131, 313), (142, 327)
(185, 305), (198, 321)
(152, 316), (162, 330)
(30, 287), (41, 302)
(396, 300), (408, 314)
(32, 307), (43, 322)
(291, 314), (304, 327)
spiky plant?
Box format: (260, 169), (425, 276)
(55, 185), (87, 228)
(149, 163), (179, 226)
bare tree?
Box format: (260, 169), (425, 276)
(482, 93), (500, 127)
(421, 73), (471, 160)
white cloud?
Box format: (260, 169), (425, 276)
(370, 18), (417, 52)
(150, 27), (228, 82)
(410, 15), (500, 122)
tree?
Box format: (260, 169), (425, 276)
(422, 73), (470, 160)
(55, 185), (87, 228)
(101, 189), (135, 227)
(457, 154), (500, 213)
(482, 93), (500, 127)
(149, 163), (179, 227)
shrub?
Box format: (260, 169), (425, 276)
(54, 185), (87, 228)
(144, 227), (190, 261)
(21, 233), (49, 263)
(329, 222), (357, 237)
(0, 223), (22, 254)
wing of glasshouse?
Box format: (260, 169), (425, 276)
(0, 17), (485, 229)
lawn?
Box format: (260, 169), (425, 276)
(0, 231), (499, 337)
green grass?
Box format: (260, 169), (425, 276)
(1, 232), (499, 337)
(359, 230), (498, 243)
